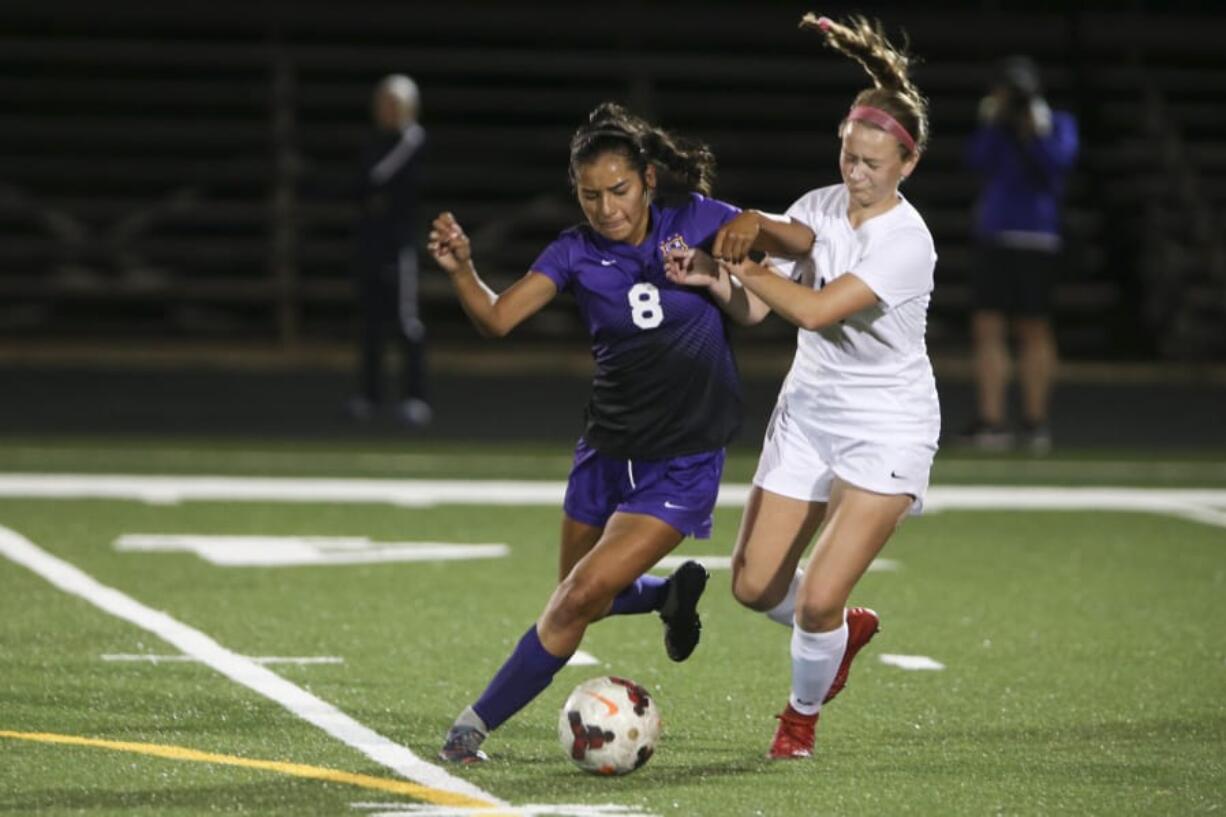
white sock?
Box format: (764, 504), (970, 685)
(454, 705), (488, 735)
(764, 571), (802, 627)
(788, 621), (848, 716)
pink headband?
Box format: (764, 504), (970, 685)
(847, 105), (916, 153)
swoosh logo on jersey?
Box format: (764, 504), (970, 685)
(584, 691), (619, 717)
(663, 501), (691, 510)
(890, 471), (906, 479)
(600, 258), (617, 266)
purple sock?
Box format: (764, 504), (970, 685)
(608, 574), (668, 616)
(471, 626), (570, 731)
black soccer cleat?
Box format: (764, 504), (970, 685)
(659, 560), (709, 662)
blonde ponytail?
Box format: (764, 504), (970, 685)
(801, 13), (929, 155)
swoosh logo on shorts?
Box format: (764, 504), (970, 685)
(663, 501), (691, 510)
(584, 691), (619, 717)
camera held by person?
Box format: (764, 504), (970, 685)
(978, 55), (1052, 141)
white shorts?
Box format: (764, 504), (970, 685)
(752, 400), (937, 515)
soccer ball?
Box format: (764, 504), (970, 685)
(557, 676), (660, 775)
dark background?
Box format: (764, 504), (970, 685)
(1, 1), (1223, 450)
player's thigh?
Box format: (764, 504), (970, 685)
(798, 479), (911, 628)
(552, 512), (685, 619)
(730, 486), (826, 609)
(739, 397), (836, 608)
(559, 514), (604, 582)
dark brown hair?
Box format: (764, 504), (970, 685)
(801, 13), (929, 156)
(568, 102), (717, 195)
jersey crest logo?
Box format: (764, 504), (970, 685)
(658, 233), (690, 258)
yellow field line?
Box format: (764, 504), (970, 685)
(0, 730), (502, 811)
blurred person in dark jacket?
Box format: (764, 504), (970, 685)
(963, 56), (1078, 453)
(348, 74), (431, 426)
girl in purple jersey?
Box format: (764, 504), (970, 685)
(668, 14), (937, 759)
(427, 103), (753, 763)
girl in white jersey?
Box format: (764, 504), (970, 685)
(666, 13), (937, 759)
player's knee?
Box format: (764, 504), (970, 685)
(794, 594), (844, 633)
(547, 574), (615, 630)
(730, 570), (780, 612)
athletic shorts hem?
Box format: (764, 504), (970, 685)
(829, 466), (927, 515)
(752, 473), (828, 504)
(614, 504), (712, 540)
(562, 504), (612, 530)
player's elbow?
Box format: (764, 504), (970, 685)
(736, 303), (772, 327)
(473, 305), (518, 339)
(477, 319), (513, 339)
(796, 309), (831, 332)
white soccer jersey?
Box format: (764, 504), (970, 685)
(767, 184), (940, 442)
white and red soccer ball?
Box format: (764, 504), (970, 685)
(557, 676), (661, 775)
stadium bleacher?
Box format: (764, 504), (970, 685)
(1, 2), (1223, 359)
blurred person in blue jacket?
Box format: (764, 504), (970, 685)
(348, 74), (431, 427)
(964, 56), (1078, 453)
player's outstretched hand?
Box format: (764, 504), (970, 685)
(427, 212), (473, 277)
(716, 256), (763, 280)
(665, 248), (720, 288)
(712, 211), (759, 262)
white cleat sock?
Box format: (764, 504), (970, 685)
(788, 620), (848, 717)
(454, 705), (489, 735)
(765, 571), (802, 627)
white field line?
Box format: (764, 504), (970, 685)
(351, 804), (659, 817)
(7, 445), (1224, 481)
(0, 474), (566, 507)
(564, 651), (600, 667)
(0, 524), (504, 809)
(1, 475), (1224, 529)
(878, 654), (946, 671)
(114, 534), (508, 567)
(652, 555), (900, 573)
(102, 653), (344, 665)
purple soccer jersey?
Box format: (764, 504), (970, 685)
(531, 193), (744, 458)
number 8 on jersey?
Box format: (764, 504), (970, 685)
(628, 282), (664, 329)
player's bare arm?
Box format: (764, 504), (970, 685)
(712, 210), (815, 261)
(665, 249), (770, 326)
(428, 211), (557, 338)
(723, 258), (877, 331)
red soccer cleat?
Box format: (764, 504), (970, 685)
(768, 704), (818, 759)
(823, 606), (880, 704)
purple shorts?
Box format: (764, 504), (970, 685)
(562, 439), (726, 539)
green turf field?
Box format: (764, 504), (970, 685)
(1, 437), (1224, 816)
